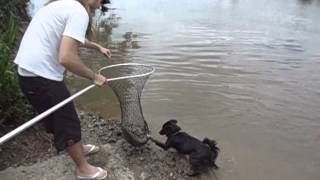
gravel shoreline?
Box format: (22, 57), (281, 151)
(0, 111), (218, 180)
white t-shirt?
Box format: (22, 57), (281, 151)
(14, 0), (89, 81)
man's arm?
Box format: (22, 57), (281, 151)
(83, 39), (112, 59)
(59, 36), (106, 86)
(84, 39), (102, 50)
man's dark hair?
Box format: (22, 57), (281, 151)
(101, 0), (111, 14)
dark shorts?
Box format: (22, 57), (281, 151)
(18, 75), (81, 152)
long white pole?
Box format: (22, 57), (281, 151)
(0, 84), (95, 145)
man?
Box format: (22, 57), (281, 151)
(14, 0), (110, 179)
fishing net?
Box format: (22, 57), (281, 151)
(99, 63), (155, 146)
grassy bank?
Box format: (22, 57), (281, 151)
(0, 0), (32, 125)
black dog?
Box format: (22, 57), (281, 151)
(150, 119), (219, 176)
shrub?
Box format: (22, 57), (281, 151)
(0, 15), (32, 125)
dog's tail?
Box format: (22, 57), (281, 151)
(203, 138), (219, 169)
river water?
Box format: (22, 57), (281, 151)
(28, 0), (320, 179)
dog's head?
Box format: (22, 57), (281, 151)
(159, 119), (181, 136)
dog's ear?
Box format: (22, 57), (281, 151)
(170, 123), (181, 133)
(165, 121), (181, 134)
(169, 119), (178, 124)
(160, 119), (181, 136)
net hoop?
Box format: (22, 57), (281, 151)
(98, 63), (155, 82)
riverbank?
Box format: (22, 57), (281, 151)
(0, 1), (219, 179)
(0, 111), (216, 180)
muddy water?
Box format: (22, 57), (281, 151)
(28, 0), (320, 179)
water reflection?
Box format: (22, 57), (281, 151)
(83, 1), (320, 180)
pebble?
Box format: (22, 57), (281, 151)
(139, 172), (152, 180)
(107, 139), (117, 143)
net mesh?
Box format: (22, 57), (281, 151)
(99, 64), (154, 146)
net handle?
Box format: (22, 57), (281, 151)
(0, 63), (154, 145)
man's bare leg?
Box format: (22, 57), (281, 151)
(67, 142), (105, 176)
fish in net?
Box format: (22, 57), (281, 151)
(99, 63), (155, 146)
